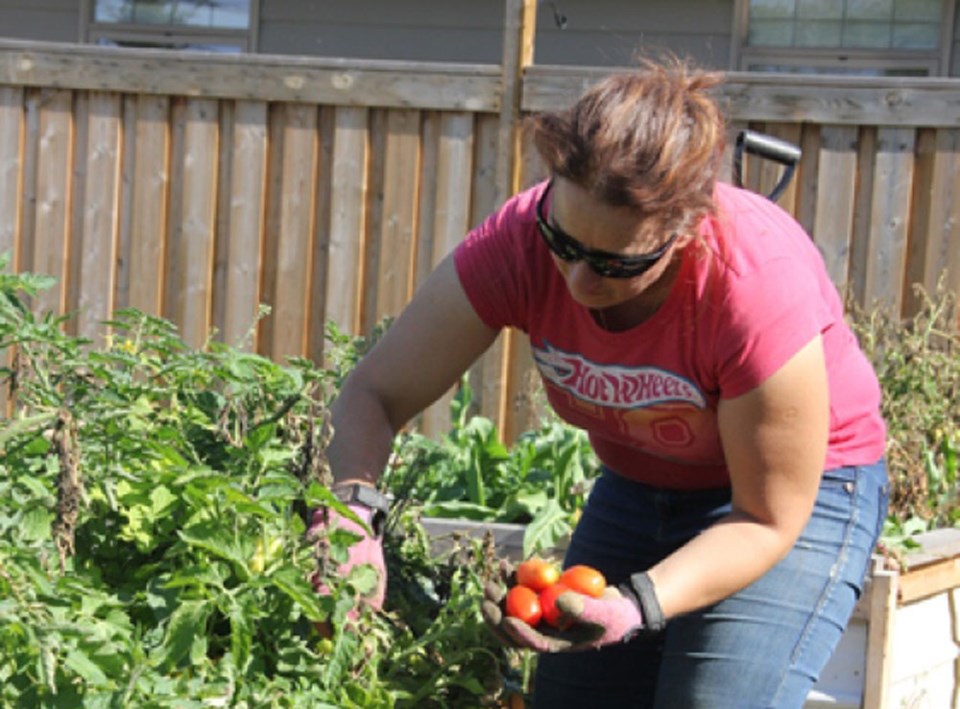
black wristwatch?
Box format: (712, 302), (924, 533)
(331, 482), (390, 536)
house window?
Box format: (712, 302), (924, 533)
(735, 0), (954, 76)
(84, 0), (258, 53)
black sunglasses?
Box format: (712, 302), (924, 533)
(535, 180), (678, 279)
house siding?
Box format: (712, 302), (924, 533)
(257, 0), (734, 68)
(0, 0), (953, 75)
(0, 0), (78, 43)
(954, 5), (960, 75)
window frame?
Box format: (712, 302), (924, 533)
(80, 0), (260, 53)
(730, 0), (956, 76)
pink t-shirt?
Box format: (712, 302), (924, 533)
(454, 180), (886, 490)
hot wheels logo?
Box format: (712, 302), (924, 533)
(533, 343), (706, 410)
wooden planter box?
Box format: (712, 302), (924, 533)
(809, 527), (960, 709)
(422, 519), (960, 709)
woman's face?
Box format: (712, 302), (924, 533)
(545, 178), (684, 310)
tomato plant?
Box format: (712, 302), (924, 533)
(0, 267), (517, 708)
(559, 565), (607, 598)
(505, 585), (543, 626)
(516, 557), (560, 592)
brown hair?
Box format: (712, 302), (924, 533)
(528, 56), (726, 238)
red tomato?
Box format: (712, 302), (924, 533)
(538, 582), (572, 628)
(559, 565), (607, 598)
(515, 557), (560, 592)
(505, 585), (543, 627)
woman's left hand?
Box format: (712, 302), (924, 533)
(483, 582), (645, 652)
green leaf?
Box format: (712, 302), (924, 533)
(523, 498), (572, 558)
(223, 487), (275, 519)
(347, 565), (378, 597)
(464, 456), (485, 507)
(20, 507), (55, 542)
(150, 486), (177, 518)
(63, 647), (110, 686)
(178, 522), (248, 570)
(158, 599), (210, 669)
(244, 422), (277, 453)
(271, 567), (328, 621)
(228, 602), (253, 674)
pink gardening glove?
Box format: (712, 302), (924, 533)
(482, 569), (664, 653)
(499, 586), (645, 652)
(308, 502), (386, 613)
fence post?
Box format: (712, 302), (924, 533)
(495, 0), (537, 442)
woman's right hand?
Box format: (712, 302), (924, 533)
(308, 502), (387, 614)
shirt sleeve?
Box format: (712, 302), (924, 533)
(453, 189), (538, 332)
(713, 255), (833, 399)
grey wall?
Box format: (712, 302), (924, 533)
(533, 0), (733, 69)
(258, 0), (504, 63)
(0, 0), (79, 43)
(0, 0), (953, 77)
(256, 0), (734, 69)
(953, 3), (960, 76)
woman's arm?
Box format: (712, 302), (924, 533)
(646, 335), (830, 619)
(327, 253), (500, 487)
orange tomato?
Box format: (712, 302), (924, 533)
(515, 557), (560, 593)
(559, 565), (607, 598)
(505, 585), (543, 627)
(538, 582), (572, 628)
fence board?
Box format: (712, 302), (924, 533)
(256, 103), (284, 357)
(433, 112), (475, 265)
(794, 123), (822, 237)
(913, 128), (960, 305)
(308, 105), (336, 363)
(414, 112), (440, 292)
(863, 127), (915, 314)
(113, 94), (136, 313)
(32, 89), (72, 317)
(0, 41), (502, 112)
(357, 109), (387, 336)
(163, 99), (187, 326)
(174, 98), (218, 348)
(222, 100), (268, 349)
(210, 101), (233, 346)
(270, 103), (317, 360)
(75, 92), (121, 345)
(813, 125), (859, 292)
(325, 106), (369, 336)
(0, 86), (21, 416)
(373, 108), (420, 325)
(0, 87), (22, 268)
(66, 91), (89, 336)
(127, 94), (170, 317)
(849, 127), (877, 306)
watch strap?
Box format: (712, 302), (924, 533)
(330, 482), (389, 536)
(619, 571), (666, 634)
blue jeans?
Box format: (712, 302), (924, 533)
(533, 461), (889, 709)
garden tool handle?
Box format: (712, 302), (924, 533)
(732, 129), (802, 202)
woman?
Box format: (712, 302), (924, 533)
(315, 57), (888, 708)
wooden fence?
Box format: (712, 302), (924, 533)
(1, 0), (959, 441)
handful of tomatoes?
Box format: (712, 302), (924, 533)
(504, 558), (607, 629)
